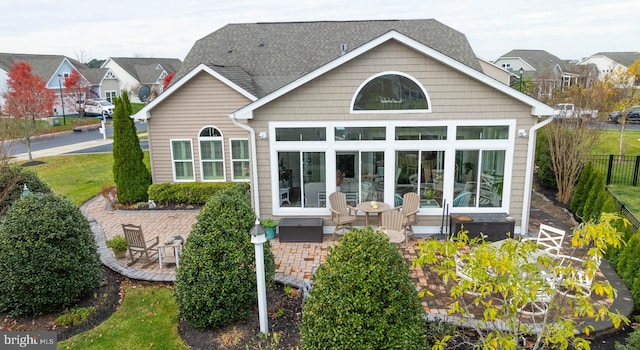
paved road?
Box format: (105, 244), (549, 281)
(7, 121), (148, 161)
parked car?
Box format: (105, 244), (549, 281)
(82, 99), (114, 118)
(608, 105), (640, 124)
(553, 103), (598, 119)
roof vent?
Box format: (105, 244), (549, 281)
(340, 43), (348, 55)
(227, 41), (233, 53)
(259, 38), (265, 47)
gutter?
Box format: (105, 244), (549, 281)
(520, 116), (554, 235)
(232, 116), (260, 218)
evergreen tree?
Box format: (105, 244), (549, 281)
(112, 91), (151, 204)
(570, 162), (593, 215)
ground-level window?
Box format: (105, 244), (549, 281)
(105, 91), (117, 103)
(199, 126), (225, 181)
(230, 139), (250, 181)
(271, 122), (513, 214)
(171, 139), (194, 181)
(277, 151), (326, 208)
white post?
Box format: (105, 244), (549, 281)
(251, 219), (269, 334)
(100, 118), (106, 140)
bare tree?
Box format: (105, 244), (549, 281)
(545, 117), (599, 204)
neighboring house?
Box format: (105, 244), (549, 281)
(478, 57), (512, 85)
(101, 57), (182, 103)
(578, 51), (640, 83)
(134, 20), (554, 236)
(494, 50), (598, 99)
(0, 53), (118, 116)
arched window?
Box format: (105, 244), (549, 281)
(198, 126), (225, 181)
(351, 72), (430, 112)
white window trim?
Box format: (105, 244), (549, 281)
(229, 138), (250, 182)
(350, 71), (432, 114)
(105, 90), (117, 103)
(170, 139), (195, 182)
(269, 120), (516, 216)
(198, 126), (226, 182)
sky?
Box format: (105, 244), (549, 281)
(1, 0), (638, 63)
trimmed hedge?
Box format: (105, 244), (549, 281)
(148, 182), (248, 205)
(616, 229), (640, 310)
(0, 164), (52, 217)
(0, 192), (101, 316)
(174, 185), (274, 329)
(301, 227), (428, 349)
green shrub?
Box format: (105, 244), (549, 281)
(112, 91), (151, 205)
(301, 227), (428, 349)
(570, 161), (593, 215)
(106, 236), (127, 253)
(174, 185), (275, 329)
(0, 164), (52, 217)
(616, 230), (640, 310)
(148, 182), (246, 205)
(56, 306), (96, 326)
(582, 169), (606, 221)
(535, 129), (557, 189)
(0, 193), (101, 316)
(615, 328), (640, 349)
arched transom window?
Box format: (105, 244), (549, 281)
(198, 126), (225, 181)
(351, 72), (430, 112)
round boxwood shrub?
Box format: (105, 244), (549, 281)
(0, 164), (52, 217)
(175, 185), (275, 329)
(0, 192), (101, 316)
(301, 227), (428, 349)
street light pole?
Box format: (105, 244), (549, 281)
(57, 74), (66, 125)
(519, 68), (524, 93)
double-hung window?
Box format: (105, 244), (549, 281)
(171, 139), (194, 181)
(199, 127), (225, 181)
(230, 139), (250, 181)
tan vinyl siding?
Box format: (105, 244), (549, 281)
(147, 72), (252, 183)
(251, 40), (535, 228)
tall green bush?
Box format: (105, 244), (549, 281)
(535, 128), (557, 189)
(570, 162), (593, 215)
(301, 228), (428, 349)
(0, 164), (51, 217)
(582, 170), (606, 221)
(616, 230), (640, 310)
(0, 193), (101, 316)
(112, 90), (151, 205)
(174, 185), (275, 329)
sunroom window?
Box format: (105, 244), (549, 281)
(171, 140), (194, 181)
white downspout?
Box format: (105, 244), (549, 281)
(232, 116), (261, 218)
(520, 116), (554, 236)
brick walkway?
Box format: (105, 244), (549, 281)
(82, 191), (632, 335)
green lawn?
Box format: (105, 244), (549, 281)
(58, 285), (188, 350)
(591, 129), (640, 155)
(588, 128), (640, 215)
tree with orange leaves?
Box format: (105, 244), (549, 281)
(63, 69), (90, 117)
(1, 61), (55, 162)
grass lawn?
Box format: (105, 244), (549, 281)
(23, 152), (150, 206)
(591, 129), (640, 155)
(58, 284), (189, 350)
(588, 128), (640, 215)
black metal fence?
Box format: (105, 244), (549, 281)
(608, 191), (640, 231)
(584, 155), (640, 186)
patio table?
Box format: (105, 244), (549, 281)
(357, 201), (391, 226)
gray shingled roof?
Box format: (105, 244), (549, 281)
(108, 57), (182, 83)
(177, 19), (482, 98)
(0, 53), (86, 82)
(499, 49), (566, 72)
(592, 52), (640, 67)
